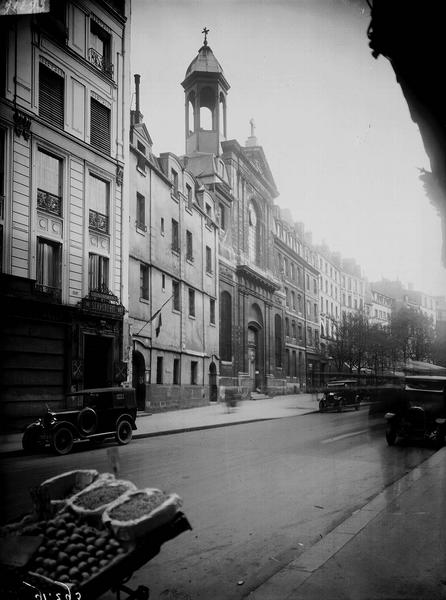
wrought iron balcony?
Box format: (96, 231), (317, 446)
(37, 189), (62, 216)
(88, 48), (114, 78)
(35, 283), (62, 302)
(89, 209), (109, 234)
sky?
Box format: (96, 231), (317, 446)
(131, 0), (446, 298)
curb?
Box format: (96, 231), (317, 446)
(247, 446), (446, 599)
(0, 410), (319, 459)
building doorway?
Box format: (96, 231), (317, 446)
(132, 350), (146, 410)
(209, 362), (218, 402)
(83, 335), (113, 389)
(248, 326), (259, 391)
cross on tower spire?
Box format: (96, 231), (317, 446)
(202, 27), (209, 46)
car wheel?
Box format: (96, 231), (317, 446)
(51, 427), (74, 455)
(22, 427), (44, 453)
(319, 399), (326, 412)
(431, 428), (444, 450)
(386, 425), (397, 446)
(115, 418), (133, 445)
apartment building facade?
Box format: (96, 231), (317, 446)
(0, 0), (130, 425)
(128, 79), (219, 411)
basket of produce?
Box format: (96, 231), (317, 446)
(66, 474), (136, 524)
(102, 488), (183, 541)
(33, 469), (100, 513)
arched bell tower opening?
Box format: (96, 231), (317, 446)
(182, 29), (230, 156)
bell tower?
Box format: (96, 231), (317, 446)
(182, 28), (230, 156)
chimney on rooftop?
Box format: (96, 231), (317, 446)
(132, 74), (143, 125)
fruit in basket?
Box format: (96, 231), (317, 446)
(108, 490), (167, 521)
(72, 484), (129, 510)
(26, 508), (127, 586)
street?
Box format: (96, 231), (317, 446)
(0, 409), (435, 600)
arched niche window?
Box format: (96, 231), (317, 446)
(187, 92), (195, 135)
(274, 314), (282, 367)
(220, 291), (232, 361)
(248, 200), (260, 264)
(199, 86), (215, 131)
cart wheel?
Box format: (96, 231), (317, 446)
(51, 426), (74, 455)
(116, 418), (133, 445)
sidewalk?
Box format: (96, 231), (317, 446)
(0, 393), (320, 457)
(250, 445), (446, 600)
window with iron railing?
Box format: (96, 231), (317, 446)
(89, 20), (113, 78)
(89, 174), (109, 234)
(37, 149), (63, 217)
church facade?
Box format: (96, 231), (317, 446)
(181, 37), (289, 399)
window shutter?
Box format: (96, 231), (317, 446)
(39, 64), (64, 129)
(90, 98), (111, 154)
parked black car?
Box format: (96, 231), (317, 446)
(385, 376), (446, 448)
(22, 387), (137, 455)
(319, 380), (362, 412)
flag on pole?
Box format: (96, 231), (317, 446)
(155, 313), (162, 337)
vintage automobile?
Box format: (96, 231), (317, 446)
(319, 379), (362, 412)
(22, 387), (137, 455)
(385, 375), (446, 448)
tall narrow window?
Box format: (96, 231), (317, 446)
(220, 291), (232, 361)
(171, 169), (179, 197)
(136, 193), (145, 230)
(186, 183), (193, 210)
(188, 288), (195, 317)
(36, 238), (62, 300)
(191, 361), (198, 385)
(156, 357), (163, 384)
(89, 174), (109, 233)
(172, 280), (180, 311)
(140, 264), (149, 300)
(206, 246), (212, 273)
(173, 358), (180, 385)
(39, 62), (64, 129)
(90, 97), (111, 154)
(37, 149), (62, 216)
(186, 230), (193, 261)
(171, 219), (179, 252)
(88, 253), (109, 291)
(210, 298), (215, 324)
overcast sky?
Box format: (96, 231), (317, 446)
(131, 0), (446, 297)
